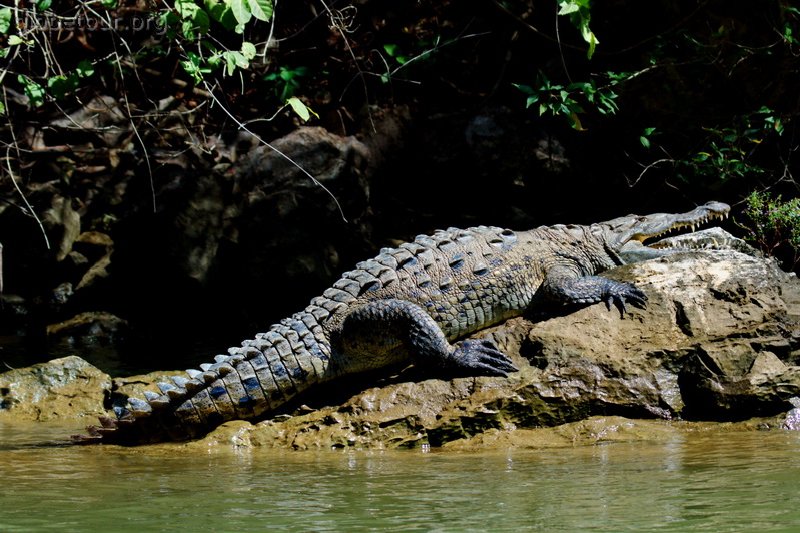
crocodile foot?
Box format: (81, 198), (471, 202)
(605, 281), (648, 317)
(448, 338), (519, 377)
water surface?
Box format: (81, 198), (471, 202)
(1, 423), (799, 532)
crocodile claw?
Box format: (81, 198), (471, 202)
(449, 338), (518, 377)
(605, 281), (647, 318)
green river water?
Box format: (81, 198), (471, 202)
(1, 423), (800, 532)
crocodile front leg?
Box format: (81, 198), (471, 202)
(330, 299), (518, 377)
(541, 265), (647, 317)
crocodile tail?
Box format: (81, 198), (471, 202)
(73, 309), (331, 445)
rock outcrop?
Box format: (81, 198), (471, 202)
(1, 230), (799, 449)
(0, 356), (110, 422)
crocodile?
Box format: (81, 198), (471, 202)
(75, 201), (730, 444)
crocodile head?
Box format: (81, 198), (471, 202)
(595, 201), (731, 264)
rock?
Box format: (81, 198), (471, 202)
(73, 231), (113, 292)
(46, 311), (129, 343)
(0, 356), (110, 421)
(43, 196), (81, 262)
(783, 398), (800, 430)
(441, 415), (780, 451)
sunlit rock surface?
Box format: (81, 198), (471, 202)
(0, 356), (110, 422)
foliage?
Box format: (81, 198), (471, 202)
(557, 0), (599, 59)
(264, 66), (310, 101)
(1, 0), (799, 216)
(514, 72), (621, 130)
(740, 191), (800, 270)
(676, 107), (786, 184)
(0, 0), (315, 121)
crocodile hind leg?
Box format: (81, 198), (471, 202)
(331, 298), (518, 377)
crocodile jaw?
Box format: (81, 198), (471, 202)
(601, 201), (731, 263)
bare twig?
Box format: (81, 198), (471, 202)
(201, 79), (348, 222)
(4, 146), (51, 250)
(82, 4), (158, 212)
(318, 0), (375, 132)
(555, 2), (572, 82)
(627, 158), (675, 187)
(2, 87), (51, 250)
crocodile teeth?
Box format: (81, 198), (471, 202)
(214, 354), (228, 363)
(172, 376), (189, 388)
(199, 363), (213, 371)
(186, 369), (202, 379)
(157, 382), (177, 394)
(143, 390), (161, 402)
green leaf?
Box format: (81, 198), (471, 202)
(194, 9), (210, 34)
(175, 0), (209, 38)
(36, 0), (52, 10)
(512, 83), (534, 95)
(230, 0), (252, 26)
(639, 136), (650, 149)
(8, 35), (25, 46)
(557, 1), (580, 15)
(241, 41), (257, 60)
(569, 112), (584, 131)
(180, 51), (204, 83)
(0, 7), (12, 34)
(18, 75), (45, 107)
(581, 22), (599, 59)
(206, 0), (237, 29)
(0, 101), (5, 116)
(176, 0), (200, 19)
(222, 50), (248, 75)
(233, 51), (249, 68)
(246, 0), (272, 21)
(101, 0), (118, 8)
(287, 97), (310, 121)
(47, 74), (79, 100)
(287, 96), (318, 122)
(181, 19), (197, 39)
(206, 53), (222, 69)
(76, 59), (95, 78)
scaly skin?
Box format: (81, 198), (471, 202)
(75, 201), (730, 444)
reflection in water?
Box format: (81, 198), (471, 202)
(0, 423), (799, 532)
